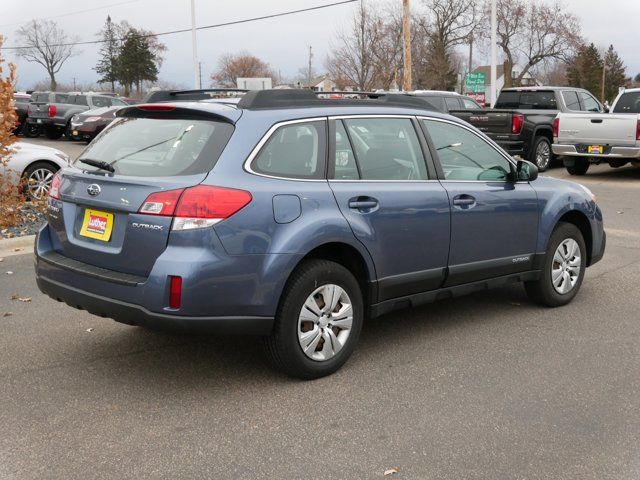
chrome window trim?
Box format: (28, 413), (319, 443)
(329, 114), (416, 120)
(243, 117), (328, 182)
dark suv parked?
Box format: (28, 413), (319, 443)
(35, 89), (605, 379)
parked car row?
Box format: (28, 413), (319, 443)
(33, 88), (605, 378)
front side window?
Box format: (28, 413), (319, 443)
(462, 98), (481, 109)
(423, 119), (512, 181)
(579, 92), (600, 112)
(562, 91), (581, 111)
(252, 121), (326, 179)
(92, 96), (110, 108)
(74, 95), (89, 106)
(613, 91), (640, 113)
(75, 118), (234, 177)
(343, 118), (428, 181)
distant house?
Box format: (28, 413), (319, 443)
(470, 64), (541, 99)
(307, 75), (337, 92)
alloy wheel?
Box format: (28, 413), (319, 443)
(536, 141), (551, 170)
(27, 168), (54, 200)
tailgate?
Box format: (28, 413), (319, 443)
(49, 170), (206, 277)
(449, 110), (513, 134)
(28, 102), (50, 120)
(557, 113), (638, 146)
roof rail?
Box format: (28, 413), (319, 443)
(236, 89), (433, 110)
(142, 88), (249, 103)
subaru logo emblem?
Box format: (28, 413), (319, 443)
(87, 184), (101, 196)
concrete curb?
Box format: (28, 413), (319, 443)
(0, 235), (35, 257)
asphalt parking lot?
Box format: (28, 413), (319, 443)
(2, 139), (640, 479)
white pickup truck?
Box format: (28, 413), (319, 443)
(552, 88), (640, 175)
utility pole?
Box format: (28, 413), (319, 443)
(490, 0), (497, 106)
(190, 0), (201, 89)
(466, 33), (473, 94)
(601, 54), (607, 103)
(72, 77), (76, 91)
(307, 46), (313, 88)
(199, 62), (203, 90)
(402, 0), (412, 91)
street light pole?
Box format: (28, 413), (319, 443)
(402, 0), (412, 91)
(490, 0), (497, 106)
(191, 0), (201, 89)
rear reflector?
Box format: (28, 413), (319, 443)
(136, 104), (176, 112)
(553, 117), (560, 138)
(511, 114), (524, 135)
(49, 172), (61, 200)
(169, 276), (182, 309)
(138, 185), (252, 231)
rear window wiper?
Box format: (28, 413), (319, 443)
(79, 158), (115, 173)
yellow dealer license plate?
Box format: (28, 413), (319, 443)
(587, 145), (604, 154)
(79, 209), (114, 242)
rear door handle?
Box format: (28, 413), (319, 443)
(452, 194), (476, 208)
(348, 197), (378, 210)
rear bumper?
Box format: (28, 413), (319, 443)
(493, 139), (525, 157)
(26, 117), (53, 127)
(36, 274), (274, 334)
(552, 144), (640, 159)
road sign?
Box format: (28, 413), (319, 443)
(465, 72), (486, 93)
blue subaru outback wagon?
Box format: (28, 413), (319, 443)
(35, 89), (605, 379)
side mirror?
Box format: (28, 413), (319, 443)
(516, 159), (538, 182)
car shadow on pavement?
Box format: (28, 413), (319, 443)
(65, 282), (534, 389)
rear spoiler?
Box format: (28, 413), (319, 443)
(142, 89), (249, 103)
(116, 103), (240, 124)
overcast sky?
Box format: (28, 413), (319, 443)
(2, 0), (639, 90)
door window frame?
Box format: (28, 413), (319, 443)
(244, 117), (329, 182)
(327, 114), (439, 182)
(418, 116), (520, 183)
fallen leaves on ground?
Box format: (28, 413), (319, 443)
(86, 328), (94, 333)
(3, 312), (12, 317)
(12, 247), (22, 252)
(384, 467), (400, 476)
(10, 294), (31, 302)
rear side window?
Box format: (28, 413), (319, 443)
(420, 96), (445, 112)
(54, 94), (69, 103)
(75, 118), (234, 177)
(74, 95), (88, 106)
(562, 91), (581, 110)
(613, 92), (640, 113)
(252, 121), (326, 179)
(342, 118), (428, 181)
(579, 92), (600, 112)
(445, 97), (461, 111)
(462, 97), (481, 109)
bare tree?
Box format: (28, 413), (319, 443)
(484, 0), (581, 87)
(325, 2), (380, 91)
(211, 52), (274, 87)
(417, 0), (478, 90)
(15, 20), (79, 91)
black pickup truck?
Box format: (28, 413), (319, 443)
(450, 87), (605, 171)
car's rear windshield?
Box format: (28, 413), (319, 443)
(613, 92), (640, 113)
(495, 90), (557, 110)
(75, 117), (234, 177)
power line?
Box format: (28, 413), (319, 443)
(1, 0), (358, 50)
(0, 0), (140, 28)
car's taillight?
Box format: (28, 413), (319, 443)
(138, 185), (252, 230)
(553, 117), (560, 138)
(49, 172), (61, 199)
(636, 119), (640, 141)
(139, 188), (184, 216)
(48, 105), (56, 118)
(168, 276), (182, 309)
(512, 114), (524, 135)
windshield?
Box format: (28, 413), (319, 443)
(613, 92), (640, 113)
(75, 117), (234, 177)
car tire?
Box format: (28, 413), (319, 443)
(566, 160), (589, 175)
(530, 136), (552, 172)
(264, 259), (363, 379)
(64, 120), (74, 140)
(23, 162), (58, 200)
(525, 222), (586, 308)
(45, 127), (63, 140)
(23, 124), (40, 138)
